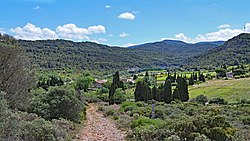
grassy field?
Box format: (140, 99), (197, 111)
(189, 77), (250, 103)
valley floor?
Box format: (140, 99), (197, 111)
(75, 103), (126, 141)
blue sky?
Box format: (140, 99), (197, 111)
(0, 0), (250, 46)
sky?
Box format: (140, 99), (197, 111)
(0, 0), (250, 47)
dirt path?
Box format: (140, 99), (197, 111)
(75, 103), (126, 141)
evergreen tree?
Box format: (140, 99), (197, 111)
(144, 71), (149, 84)
(189, 74), (194, 85)
(152, 85), (157, 100)
(179, 78), (189, 102)
(134, 81), (143, 101)
(173, 78), (189, 102)
(173, 87), (180, 100)
(199, 73), (206, 82)
(164, 79), (172, 103)
(109, 71), (123, 105)
(109, 83), (115, 104)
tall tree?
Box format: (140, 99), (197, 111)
(152, 85), (157, 101)
(164, 79), (172, 103)
(109, 71), (123, 105)
(134, 81), (143, 101)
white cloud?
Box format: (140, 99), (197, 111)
(167, 23), (250, 43)
(118, 12), (135, 20)
(218, 24), (231, 29)
(11, 23), (57, 40)
(56, 24), (105, 40)
(33, 5), (40, 10)
(105, 5), (111, 9)
(119, 32), (129, 38)
(11, 23), (106, 41)
(87, 25), (106, 34)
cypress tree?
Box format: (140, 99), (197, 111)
(199, 73), (206, 82)
(109, 71), (123, 105)
(134, 81), (143, 101)
(189, 74), (194, 85)
(179, 78), (189, 102)
(109, 83), (115, 104)
(152, 85), (157, 100)
(173, 87), (180, 100)
(164, 79), (172, 103)
(144, 71), (149, 84)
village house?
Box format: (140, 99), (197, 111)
(93, 79), (107, 88)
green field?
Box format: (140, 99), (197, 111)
(189, 77), (250, 103)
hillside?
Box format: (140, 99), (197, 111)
(20, 40), (174, 71)
(130, 39), (220, 59)
(19, 39), (219, 71)
(184, 33), (250, 67)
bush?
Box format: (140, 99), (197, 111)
(0, 92), (69, 141)
(113, 88), (126, 104)
(241, 116), (250, 125)
(131, 117), (172, 141)
(209, 98), (228, 105)
(31, 86), (85, 123)
(20, 118), (68, 141)
(192, 94), (208, 105)
(84, 91), (100, 103)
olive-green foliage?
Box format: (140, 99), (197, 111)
(31, 86), (85, 122)
(0, 92), (68, 141)
(190, 94), (208, 105)
(113, 88), (126, 104)
(209, 97), (228, 105)
(106, 101), (249, 141)
(131, 117), (174, 141)
(75, 76), (93, 91)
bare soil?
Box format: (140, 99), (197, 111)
(75, 103), (126, 141)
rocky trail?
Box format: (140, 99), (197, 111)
(75, 103), (126, 141)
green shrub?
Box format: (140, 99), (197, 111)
(191, 94), (208, 105)
(31, 86), (85, 123)
(113, 88), (126, 104)
(241, 116), (250, 125)
(84, 91), (100, 103)
(209, 98), (228, 105)
(20, 118), (67, 141)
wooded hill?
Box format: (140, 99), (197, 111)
(185, 33), (250, 68)
(20, 40), (173, 71)
(3, 33), (250, 71)
(19, 39), (220, 71)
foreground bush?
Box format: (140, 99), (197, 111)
(31, 86), (85, 123)
(0, 92), (69, 141)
